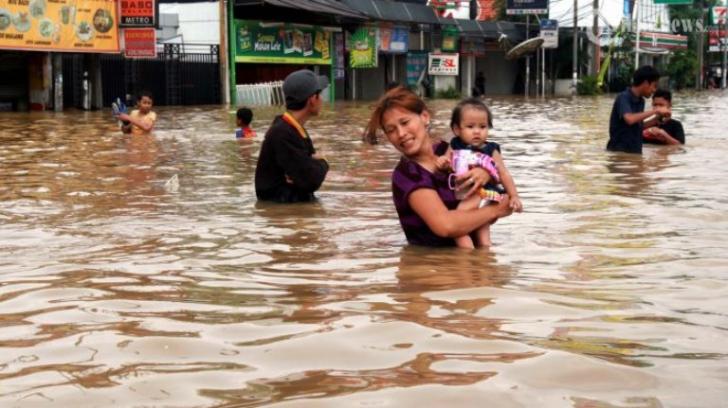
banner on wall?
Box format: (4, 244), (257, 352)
(428, 0), (470, 19)
(0, 0), (119, 53)
(334, 32), (345, 79)
(406, 51), (428, 86)
(119, 0), (158, 27)
(123, 27), (156, 58)
(234, 20), (332, 65)
(349, 26), (377, 68)
(379, 24), (408, 53)
(428, 53), (459, 76)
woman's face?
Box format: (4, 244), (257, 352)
(381, 106), (430, 157)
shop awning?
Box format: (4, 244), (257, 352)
(235, 0), (367, 20)
(340, 0), (455, 25)
(454, 19), (523, 42)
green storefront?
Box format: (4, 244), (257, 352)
(228, 18), (339, 105)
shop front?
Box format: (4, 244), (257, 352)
(0, 0), (120, 111)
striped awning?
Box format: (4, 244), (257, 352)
(637, 32), (688, 51)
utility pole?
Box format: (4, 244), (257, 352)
(635, 0), (640, 69)
(219, 0), (230, 105)
(697, 1), (705, 90)
(593, 0), (600, 75)
(572, 0), (578, 95)
(722, 8), (727, 89)
(526, 14), (530, 97)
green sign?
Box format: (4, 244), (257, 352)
(349, 27), (378, 68)
(442, 26), (460, 52)
(653, 0), (692, 4)
(234, 20), (331, 64)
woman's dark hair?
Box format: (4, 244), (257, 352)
(367, 86), (428, 136)
(450, 97), (493, 130)
(632, 66), (660, 86)
(652, 89), (672, 103)
(236, 107), (253, 124)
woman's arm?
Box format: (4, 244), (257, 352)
(409, 188), (512, 238)
(492, 151), (522, 212)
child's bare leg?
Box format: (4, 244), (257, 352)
(475, 224), (492, 247)
(453, 194), (481, 248)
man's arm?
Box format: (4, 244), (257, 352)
(274, 134), (329, 193)
(118, 112), (155, 132)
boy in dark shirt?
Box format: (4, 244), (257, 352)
(643, 89), (685, 145)
(254, 69), (329, 203)
(607, 66), (671, 154)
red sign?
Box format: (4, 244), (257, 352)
(124, 28), (157, 58)
(119, 0), (157, 27)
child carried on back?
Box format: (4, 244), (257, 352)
(437, 98), (523, 247)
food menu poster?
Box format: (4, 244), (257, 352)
(234, 19), (332, 65)
(0, 0), (119, 53)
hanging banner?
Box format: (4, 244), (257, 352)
(506, 0), (548, 15)
(428, 0), (470, 19)
(349, 26), (377, 68)
(406, 50), (428, 86)
(234, 20), (332, 65)
(334, 32), (345, 79)
(441, 25), (459, 52)
(119, 0), (158, 28)
(428, 53), (459, 76)
(540, 19), (558, 49)
(475, 0), (498, 21)
(0, 0), (119, 53)
(123, 27), (155, 58)
(379, 24), (408, 54)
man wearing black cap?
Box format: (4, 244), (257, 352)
(255, 69), (330, 203)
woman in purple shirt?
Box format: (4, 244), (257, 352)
(367, 87), (512, 247)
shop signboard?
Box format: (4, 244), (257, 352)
(119, 0), (157, 27)
(0, 0), (119, 53)
(711, 6), (726, 25)
(406, 50), (428, 86)
(234, 20), (332, 65)
(709, 27), (727, 52)
(428, 0), (470, 19)
(506, 0), (548, 15)
(441, 25), (459, 52)
(638, 31), (688, 51)
(349, 26), (377, 68)
(428, 53), (459, 76)
(379, 24), (408, 53)
(123, 27), (155, 58)
(540, 19), (558, 48)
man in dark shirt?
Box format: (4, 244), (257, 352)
(643, 89), (685, 145)
(607, 66), (671, 154)
(255, 69), (330, 203)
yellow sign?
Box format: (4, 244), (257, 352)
(0, 0), (119, 53)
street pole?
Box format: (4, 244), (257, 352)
(635, 0), (640, 69)
(526, 14), (530, 97)
(219, 0), (230, 105)
(722, 13), (727, 89)
(697, 1), (705, 90)
(572, 0), (578, 95)
(593, 0), (600, 75)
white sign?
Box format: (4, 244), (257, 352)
(540, 30), (558, 48)
(428, 53), (459, 76)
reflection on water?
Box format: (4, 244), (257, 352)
(1, 92), (727, 407)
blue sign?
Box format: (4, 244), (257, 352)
(406, 51), (428, 86)
(540, 19), (558, 30)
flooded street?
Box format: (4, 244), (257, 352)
(1, 91), (727, 407)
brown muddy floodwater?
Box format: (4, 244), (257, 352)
(1, 91), (727, 407)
